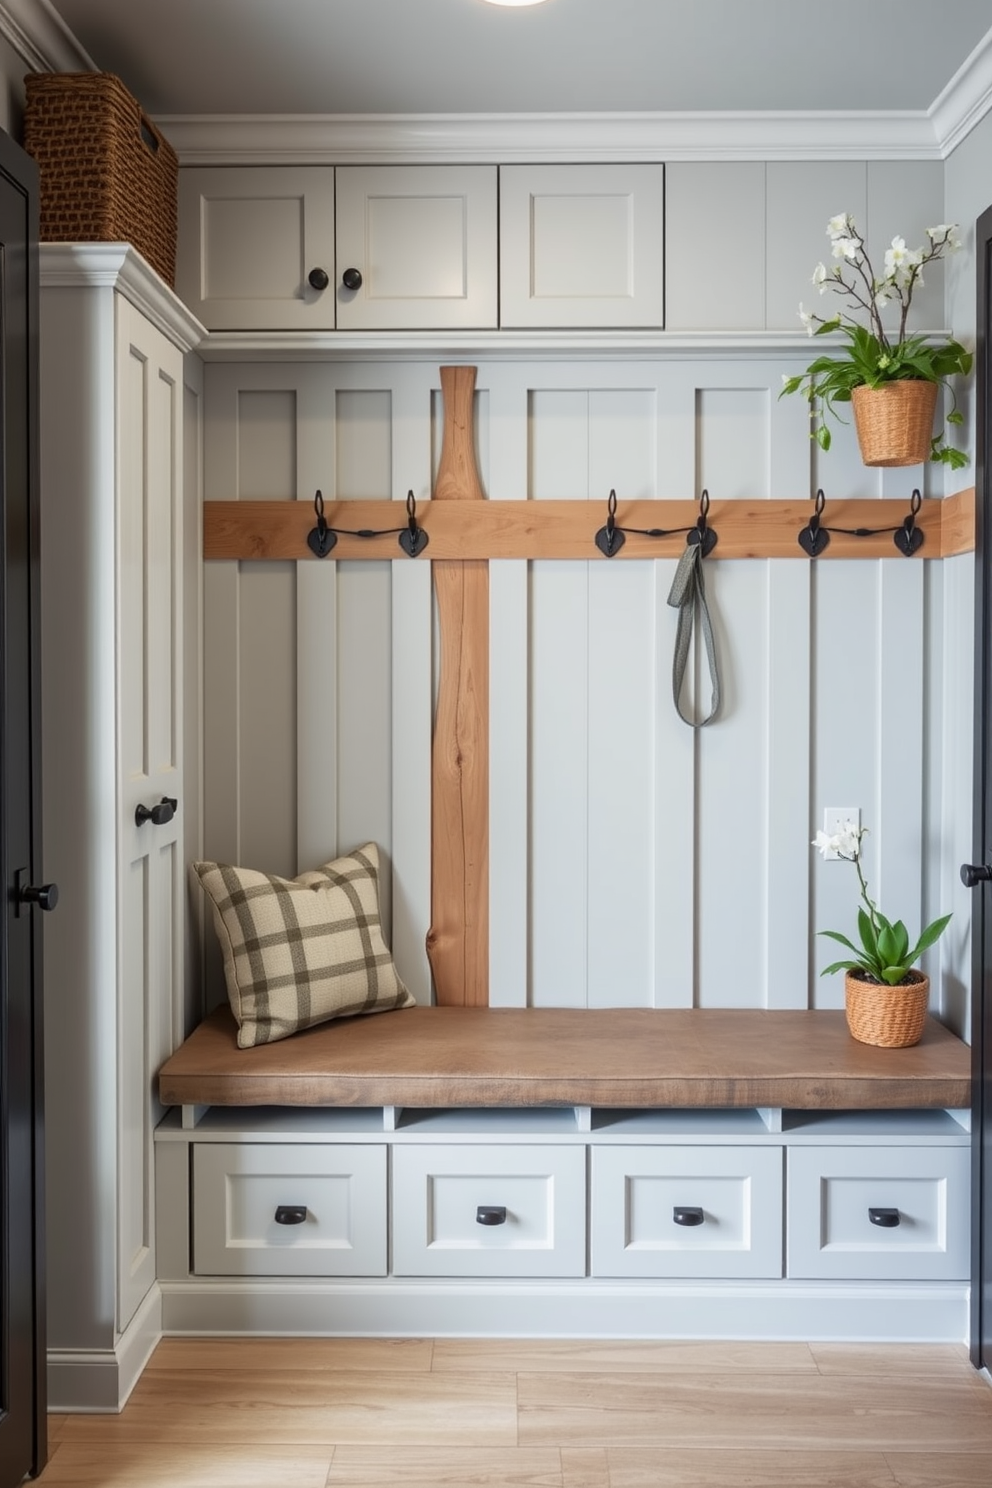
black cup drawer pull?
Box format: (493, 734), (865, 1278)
(274, 1205), (308, 1226)
(868, 1207), (901, 1228)
(476, 1205), (507, 1226)
(673, 1206), (705, 1227)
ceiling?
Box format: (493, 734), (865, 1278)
(43, 0), (992, 119)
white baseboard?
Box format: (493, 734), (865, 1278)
(48, 1284), (163, 1413)
(159, 1278), (969, 1344)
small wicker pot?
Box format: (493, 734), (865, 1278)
(851, 381), (938, 467)
(844, 970), (929, 1048)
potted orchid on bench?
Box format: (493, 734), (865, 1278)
(781, 214), (972, 469)
(812, 818), (951, 1047)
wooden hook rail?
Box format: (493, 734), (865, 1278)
(204, 488), (975, 562)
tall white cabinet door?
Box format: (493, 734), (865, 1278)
(499, 164), (665, 328)
(116, 297), (185, 1330)
(335, 166), (498, 329)
(176, 167), (336, 330)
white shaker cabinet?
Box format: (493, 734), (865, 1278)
(335, 165), (498, 329)
(39, 245), (203, 1410)
(176, 166), (336, 330)
(499, 163), (665, 327)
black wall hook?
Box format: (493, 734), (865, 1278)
(799, 489), (830, 557)
(686, 489), (717, 557)
(307, 489), (337, 558)
(594, 489), (626, 557)
(798, 487), (924, 556)
(594, 488), (717, 558)
(306, 488), (429, 559)
(893, 488), (924, 557)
(398, 490), (429, 557)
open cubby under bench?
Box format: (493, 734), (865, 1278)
(153, 1006), (973, 1343)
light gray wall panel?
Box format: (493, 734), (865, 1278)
(665, 163), (766, 331)
(866, 160), (946, 334)
(238, 562), (298, 877)
(765, 162), (868, 331)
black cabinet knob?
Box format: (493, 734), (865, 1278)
(673, 1206), (705, 1227)
(960, 862), (992, 887)
(19, 881), (59, 912)
(476, 1205), (507, 1226)
(274, 1205), (308, 1226)
(868, 1207), (900, 1228)
(341, 267), (363, 291)
(308, 267), (330, 291)
(135, 796), (177, 827)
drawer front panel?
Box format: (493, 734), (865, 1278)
(787, 1145), (970, 1280)
(590, 1146), (783, 1278)
(392, 1145), (586, 1277)
(193, 1143), (387, 1276)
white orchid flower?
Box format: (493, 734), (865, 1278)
(798, 303), (816, 336)
(834, 821), (861, 859)
(831, 236), (859, 261)
(826, 213), (851, 239)
(884, 236), (909, 275)
(811, 262), (829, 293)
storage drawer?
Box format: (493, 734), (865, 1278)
(787, 1145), (970, 1281)
(590, 1146), (783, 1278)
(392, 1144), (586, 1277)
(192, 1143), (386, 1276)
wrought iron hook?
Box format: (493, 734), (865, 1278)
(686, 489), (717, 557)
(307, 489), (337, 558)
(893, 488), (924, 557)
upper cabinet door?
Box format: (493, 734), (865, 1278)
(176, 166), (336, 330)
(500, 164), (665, 329)
(335, 165), (498, 330)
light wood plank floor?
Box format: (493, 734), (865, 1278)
(39, 1338), (992, 1488)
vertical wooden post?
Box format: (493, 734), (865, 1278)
(426, 366), (489, 1006)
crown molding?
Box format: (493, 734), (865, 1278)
(0, 0), (93, 73)
(929, 25), (992, 157)
(191, 327), (956, 365)
(39, 244), (205, 352)
(157, 109), (946, 166)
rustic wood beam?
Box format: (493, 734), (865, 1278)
(425, 366), (489, 1008)
(203, 489), (975, 562)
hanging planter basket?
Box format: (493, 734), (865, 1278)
(844, 969), (929, 1048)
(850, 380), (938, 467)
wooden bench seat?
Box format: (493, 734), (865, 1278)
(157, 1005), (971, 1111)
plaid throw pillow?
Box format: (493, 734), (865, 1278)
(192, 843), (414, 1048)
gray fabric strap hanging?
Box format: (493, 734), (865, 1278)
(667, 541), (721, 727)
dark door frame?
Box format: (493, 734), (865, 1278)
(0, 123), (45, 1479)
(971, 202), (992, 1373)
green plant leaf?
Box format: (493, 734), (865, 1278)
(881, 966), (907, 985)
(819, 929), (862, 956)
(820, 958), (859, 977)
(905, 912), (953, 963)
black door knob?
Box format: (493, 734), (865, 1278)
(18, 881), (59, 912)
(308, 267), (329, 291)
(341, 267), (363, 291)
(960, 862), (992, 887)
(135, 796), (177, 827)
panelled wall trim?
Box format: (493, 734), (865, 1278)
(193, 330), (961, 364)
(160, 110), (961, 168)
(46, 1284), (163, 1415)
(38, 244), (205, 354)
(157, 1278), (969, 1345)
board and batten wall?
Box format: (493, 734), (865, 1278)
(194, 157), (975, 1036)
(198, 376), (963, 1026)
